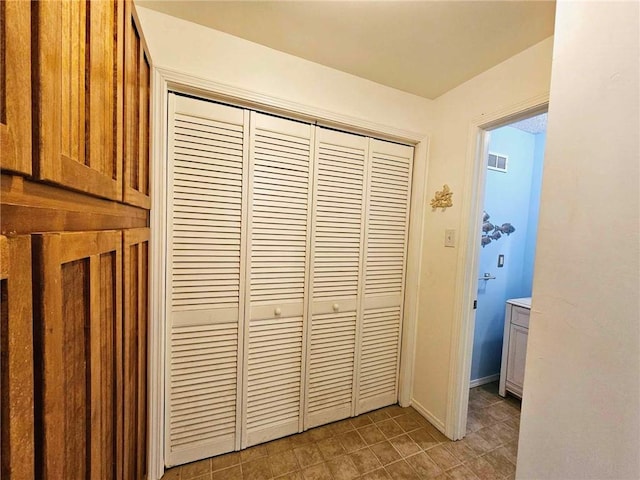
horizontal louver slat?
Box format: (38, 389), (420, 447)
(358, 307), (401, 404)
(249, 117), (309, 303)
(169, 323), (238, 451)
(312, 136), (365, 302)
(245, 318), (303, 431)
(307, 311), (356, 418)
(365, 149), (411, 297)
(171, 106), (244, 312)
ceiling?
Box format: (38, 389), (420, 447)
(137, 1), (556, 100)
(510, 113), (547, 135)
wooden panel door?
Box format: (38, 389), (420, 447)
(304, 128), (367, 428)
(243, 112), (313, 447)
(357, 139), (413, 414)
(123, 228), (150, 480)
(33, 231), (123, 480)
(123, 0), (151, 208)
(166, 94), (248, 466)
(34, 0), (124, 200)
(0, 0), (32, 175)
(0, 235), (34, 480)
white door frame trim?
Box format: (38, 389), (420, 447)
(147, 66), (430, 479)
(444, 93), (549, 441)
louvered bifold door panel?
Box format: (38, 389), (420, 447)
(305, 128), (367, 429)
(357, 139), (413, 414)
(166, 94), (248, 466)
(243, 112), (313, 447)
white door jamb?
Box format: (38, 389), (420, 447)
(444, 96), (549, 441)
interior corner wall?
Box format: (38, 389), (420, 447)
(516, 2), (639, 478)
(411, 36), (553, 425)
(134, 6), (434, 134)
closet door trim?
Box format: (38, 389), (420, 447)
(149, 76), (427, 478)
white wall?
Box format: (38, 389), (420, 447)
(135, 6), (433, 135)
(411, 37), (553, 425)
(517, 2), (639, 479)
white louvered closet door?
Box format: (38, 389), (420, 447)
(304, 128), (367, 428)
(166, 94), (248, 466)
(356, 139), (413, 414)
(243, 112), (313, 447)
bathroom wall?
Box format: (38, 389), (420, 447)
(470, 126), (545, 382)
(523, 132), (546, 293)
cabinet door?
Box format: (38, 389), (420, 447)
(123, 228), (149, 480)
(0, 236), (34, 480)
(243, 112), (313, 447)
(123, 0), (151, 208)
(35, 0), (124, 200)
(506, 324), (529, 395)
(166, 94), (247, 466)
(357, 139), (413, 414)
(0, 0), (32, 175)
(305, 128), (367, 428)
(33, 231), (123, 480)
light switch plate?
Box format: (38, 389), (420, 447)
(444, 229), (456, 247)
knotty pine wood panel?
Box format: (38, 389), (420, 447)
(34, 0), (124, 201)
(33, 231), (124, 480)
(0, 0), (32, 175)
(124, 1), (151, 209)
(0, 175), (148, 235)
(0, 235), (35, 480)
(123, 228), (150, 480)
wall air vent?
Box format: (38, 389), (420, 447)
(488, 152), (508, 172)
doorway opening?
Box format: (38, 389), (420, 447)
(466, 111), (547, 442)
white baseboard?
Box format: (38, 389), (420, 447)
(469, 374), (500, 388)
(410, 398), (447, 436)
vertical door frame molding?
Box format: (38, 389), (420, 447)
(445, 95), (549, 442)
(148, 66), (430, 480)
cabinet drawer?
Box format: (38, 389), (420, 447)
(511, 306), (530, 328)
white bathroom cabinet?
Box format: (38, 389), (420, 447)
(499, 297), (531, 398)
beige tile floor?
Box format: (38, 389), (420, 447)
(162, 382), (520, 480)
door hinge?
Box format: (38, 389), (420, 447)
(473, 300), (477, 310)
